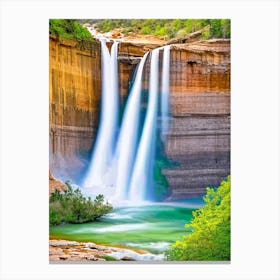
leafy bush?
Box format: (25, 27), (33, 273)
(166, 176), (231, 261)
(49, 183), (113, 225)
(49, 19), (93, 41)
(141, 25), (153, 35)
(201, 28), (211, 40)
(155, 26), (168, 36)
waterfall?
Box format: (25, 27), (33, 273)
(113, 52), (149, 201)
(83, 40), (171, 203)
(83, 40), (119, 191)
(128, 48), (160, 203)
(160, 46), (171, 141)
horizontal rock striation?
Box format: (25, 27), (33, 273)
(163, 116), (230, 199)
(163, 39), (230, 199)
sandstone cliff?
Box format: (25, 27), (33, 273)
(49, 37), (100, 182)
(164, 39), (230, 199)
(49, 36), (230, 199)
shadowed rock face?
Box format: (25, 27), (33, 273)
(49, 37), (230, 199)
(163, 115), (230, 199)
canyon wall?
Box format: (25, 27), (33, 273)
(49, 36), (230, 198)
(164, 40), (230, 199)
(49, 37), (100, 182)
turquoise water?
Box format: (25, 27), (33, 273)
(50, 201), (203, 254)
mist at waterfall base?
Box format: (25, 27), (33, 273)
(82, 41), (173, 205)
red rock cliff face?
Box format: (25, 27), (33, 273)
(164, 39), (230, 199)
(49, 37), (230, 199)
(49, 37), (101, 182)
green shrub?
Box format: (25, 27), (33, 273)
(141, 25), (153, 35)
(221, 19), (231, 38)
(209, 19), (223, 38)
(166, 176), (231, 261)
(155, 26), (167, 36)
(201, 28), (211, 40)
(49, 19), (93, 41)
(49, 183), (113, 226)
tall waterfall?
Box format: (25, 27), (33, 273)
(114, 52), (149, 200)
(128, 48), (160, 202)
(83, 40), (119, 190)
(160, 46), (171, 141)
(83, 41), (171, 203)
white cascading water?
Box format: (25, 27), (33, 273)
(160, 46), (171, 141)
(128, 48), (160, 203)
(83, 40), (119, 191)
(113, 52), (149, 201)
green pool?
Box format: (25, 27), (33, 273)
(50, 201), (202, 254)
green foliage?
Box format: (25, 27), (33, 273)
(166, 176), (231, 261)
(49, 19), (93, 41)
(153, 137), (179, 201)
(221, 19), (231, 38)
(154, 159), (170, 200)
(100, 255), (118, 261)
(155, 26), (168, 36)
(201, 28), (211, 40)
(209, 19), (222, 38)
(183, 19), (203, 33)
(49, 183), (113, 226)
(95, 19), (230, 39)
(141, 25), (153, 35)
(96, 19), (114, 33)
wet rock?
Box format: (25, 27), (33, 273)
(50, 240), (80, 247)
(120, 256), (135, 261)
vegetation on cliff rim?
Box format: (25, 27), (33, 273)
(49, 182), (113, 225)
(166, 175), (230, 261)
(49, 19), (93, 41)
(91, 19), (230, 39)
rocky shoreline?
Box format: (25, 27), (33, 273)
(49, 239), (165, 262)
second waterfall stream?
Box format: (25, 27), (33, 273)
(83, 39), (171, 204)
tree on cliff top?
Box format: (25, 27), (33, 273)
(166, 175), (231, 261)
(49, 19), (93, 41)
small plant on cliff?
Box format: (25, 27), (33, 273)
(49, 19), (93, 41)
(49, 183), (113, 225)
(166, 176), (231, 261)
